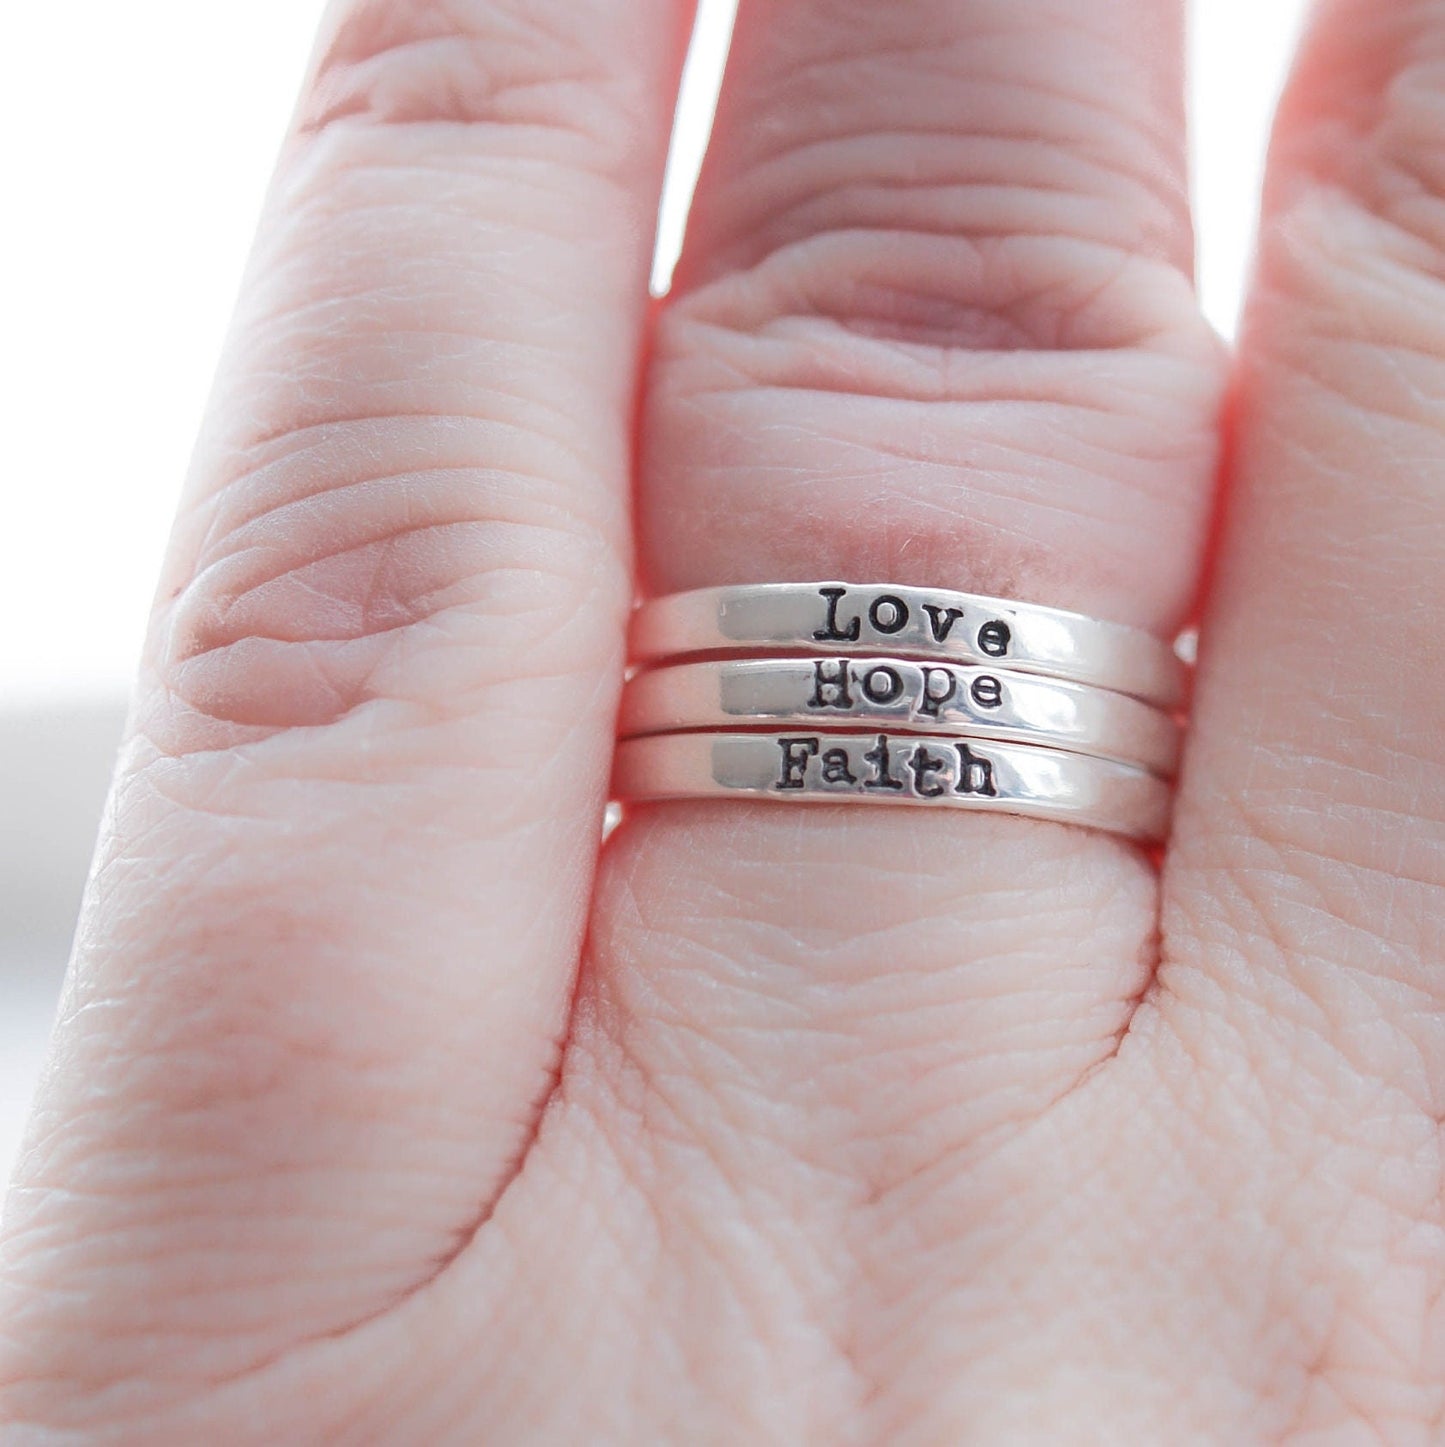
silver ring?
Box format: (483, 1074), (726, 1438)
(613, 731), (1171, 844)
(619, 655), (1180, 777)
(629, 582), (1186, 708)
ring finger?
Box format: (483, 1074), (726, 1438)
(488, 0), (1226, 1430)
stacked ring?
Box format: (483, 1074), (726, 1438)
(629, 581), (1187, 706)
(613, 581), (1186, 844)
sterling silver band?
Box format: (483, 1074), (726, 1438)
(619, 655), (1181, 776)
(613, 731), (1171, 844)
(629, 582), (1186, 708)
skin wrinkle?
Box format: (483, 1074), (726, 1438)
(158, 541), (626, 735)
(173, 514), (600, 648)
(230, 253), (613, 368)
(718, 144), (1184, 281)
(1260, 195), (1445, 339)
(24, 811), (584, 1405)
(662, 373), (1215, 497)
(198, 372), (610, 495)
(658, 312), (1212, 410)
(204, 434), (602, 544)
(303, 50), (623, 141)
(562, 1074), (841, 1434)
(671, 232), (1208, 359)
(743, 130), (1165, 200)
(842, 1112), (1143, 1438)
(1175, 694), (1445, 962)
(151, 138), (644, 734)
(1257, 209), (1445, 362)
(297, 2), (657, 169)
(639, 293), (1215, 610)
(1170, 859), (1445, 1117)
(218, 478), (606, 583)
(1273, 331), (1445, 434)
(665, 373), (1209, 468)
(581, 810), (1157, 1227)
(1275, 8), (1445, 224)
(685, 8), (1189, 284)
(561, 1046), (871, 1443)
(129, 686), (588, 817)
(1116, 1100), (1322, 1435)
(4, 523), (627, 1412)
(1151, 978), (1445, 1273)
(180, 521), (537, 647)
(731, 82), (1165, 165)
(1277, 1159), (1445, 1440)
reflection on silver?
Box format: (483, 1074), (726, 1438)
(630, 581), (1186, 708)
(613, 731), (1171, 844)
(620, 655), (1181, 776)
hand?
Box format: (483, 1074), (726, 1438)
(3, 1), (1442, 1441)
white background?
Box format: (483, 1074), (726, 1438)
(0, 0), (1309, 1177)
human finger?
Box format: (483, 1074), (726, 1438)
(0, 0), (688, 1399)
(1163, 0), (1445, 1170)
(543, 0), (1224, 1423)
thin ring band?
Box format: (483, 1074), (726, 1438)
(619, 655), (1181, 777)
(613, 731), (1171, 844)
(629, 582), (1187, 709)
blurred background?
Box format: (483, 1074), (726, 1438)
(1, 0), (1309, 1179)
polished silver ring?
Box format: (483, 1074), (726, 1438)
(629, 582), (1186, 708)
(619, 655), (1180, 777)
(613, 731), (1171, 844)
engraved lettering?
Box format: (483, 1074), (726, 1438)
(953, 742), (998, 797)
(775, 736), (820, 790)
(978, 619), (1012, 658)
(970, 674), (1004, 710)
(908, 744), (948, 798)
(918, 666), (958, 718)
(923, 604), (965, 643)
(860, 664), (904, 706)
(809, 658), (854, 710)
(813, 586), (861, 643)
(819, 748), (858, 786)
(862, 734), (906, 791)
(868, 594), (909, 634)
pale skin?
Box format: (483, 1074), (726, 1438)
(1, 0), (1443, 1440)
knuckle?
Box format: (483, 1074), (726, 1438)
(640, 5), (1223, 624)
(645, 231), (1222, 618)
(295, 0), (653, 171)
(155, 414), (625, 738)
(687, 12), (1191, 285)
(667, 226), (1213, 367)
